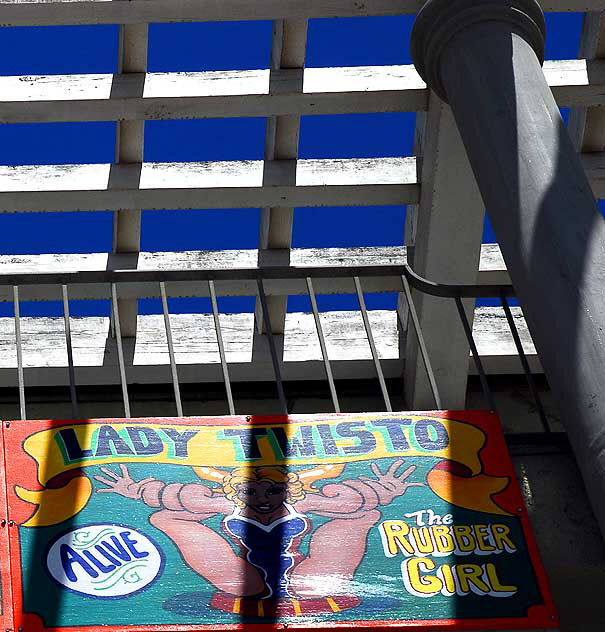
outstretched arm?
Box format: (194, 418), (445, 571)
(94, 465), (232, 518)
(297, 459), (423, 518)
(95, 467), (264, 595)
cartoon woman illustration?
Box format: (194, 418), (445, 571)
(95, 460), (422, 616)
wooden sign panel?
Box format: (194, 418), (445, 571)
(3, 412), (558, 630)
(0, 423), (14, 632)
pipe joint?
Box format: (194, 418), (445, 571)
(411, 0), (545, 102)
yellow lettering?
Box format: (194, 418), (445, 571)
(491, 524), (516, 553)
(411, 527), (435, 554)
(473, 524), (496, 553)
(432, 525), (455, 554)
(404, 557), (442, 596)
(456, 564), (491, 594)
(380, 521), (414, 556)
(485, 563), (518, 594)
(438, 563), (457, 595)
(453, 525), (475, 552)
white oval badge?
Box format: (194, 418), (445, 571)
(46, 524), (164, 598)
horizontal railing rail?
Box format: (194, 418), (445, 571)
(0, 262), (549, 435)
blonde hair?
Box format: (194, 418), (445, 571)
(222, 466), (305, 508)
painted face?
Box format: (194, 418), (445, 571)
(235, 480), (288, 513)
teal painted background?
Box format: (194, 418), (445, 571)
(19, 458), (544, 627)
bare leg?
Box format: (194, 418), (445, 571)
(150, 510), (265, 596)
(289, 510), (380, 597)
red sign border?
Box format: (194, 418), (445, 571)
(2, 411), (559, 631)
(0, 421), (14, 632)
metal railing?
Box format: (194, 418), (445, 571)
(2, 262), (550, 436)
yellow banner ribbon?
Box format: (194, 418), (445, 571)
(16, 416), (510, 526)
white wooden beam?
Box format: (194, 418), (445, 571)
(0, 246), (408, 274)
(113, 22), (148, 337)
(0, 277), (406, 303)
(1, 151), (603, 211)
(547, 59), (605, 109)
(0, 307), (536, 389)
(0, 246), (412, 302)
(257, 18), (307, 336)
(0, 66), (426, 122)
(0, 241), (510, 290)
(569, 14), (605, 154)
(478, 243), (509, 284)
(0, 61), (599, 123)
(0, 247), (510, 302)
(0, 1), (423, 26)
(0, 0), (597, 26)
(404, 96), (485, 409)
(0, 157), (418, 212)
(0, 246), (410, 303)
(0, 243), (505, 272)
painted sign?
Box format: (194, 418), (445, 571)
(45, 524), (165, 598)
(3, 412), (558, 630)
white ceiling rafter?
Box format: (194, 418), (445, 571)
(255, 18), (307, 337)
(0, 0), (597, 26)
(0, 157), (419, 211)
(0, 61), (597, 123)
(0, 2), (586, 402)
(112, 22), (148, 337)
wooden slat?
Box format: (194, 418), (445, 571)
(0, 278), (406, 302)
(404, 96), (485, 409)
(0, 246), (407, 274)
(257, 18), (307, 336)
(0, 248), (412, 301)
(0, 66), (426, 122)
(548, 59), (605, 109)
(0, 150), (603, 212)
(478, 243), (509, 284)
(0, 307), (537, 388)
(0, 246), (412, 302)
(0, 1), (424, 26)
(0, 0), (597, 26)
(0, 157), (418, 212)
(0, 241), (509, 283)
(0, 60), (599, 123)
(0, 246), (509, 301)
(113, 22), (148, 337)
(0, 150), (603, 211)
(568, 14), (605, 156)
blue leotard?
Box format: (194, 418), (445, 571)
(223, 505), (308, 598)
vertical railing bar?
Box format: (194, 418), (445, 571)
(12, 286), (25, 421)
(160, 282), (183, 417)
(208, 280), (236, 416)
(62, 284), (79, 420)
(454, 296), (496, 411)
(354, 276), (393, 412)
(257, 279), (288, 414)
(111, 283), (131, 418)
(500, 292), (551, 433)
(398, 274), (442, 409)
(306, 278), (340, 413)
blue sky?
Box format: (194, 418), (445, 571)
(0, 13), (584, 316)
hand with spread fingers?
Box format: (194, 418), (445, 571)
(94, 464), (156, 500)
(359, 460), (424, 506)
